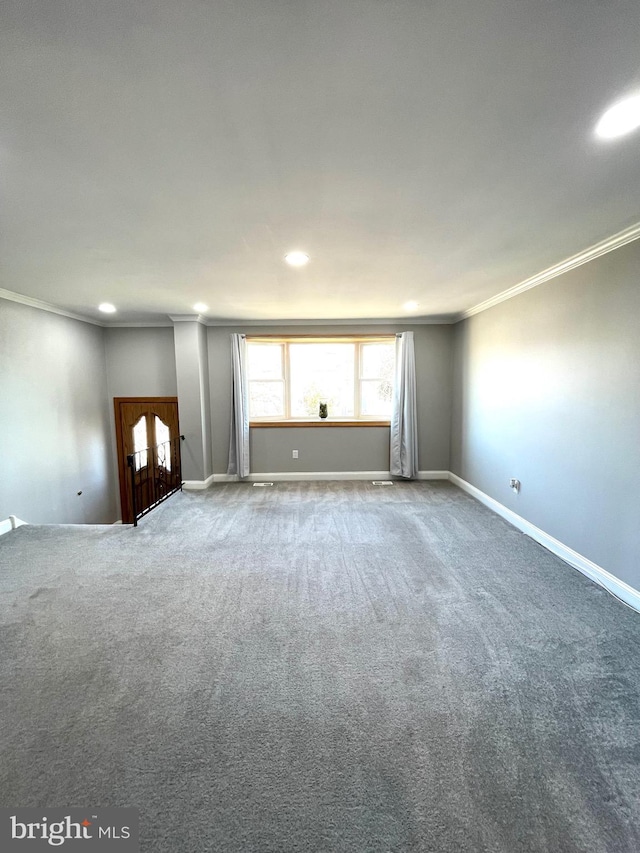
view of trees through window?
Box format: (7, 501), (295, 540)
(247, 338), (395, 420)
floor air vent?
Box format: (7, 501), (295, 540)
(372, 480), (393, 486)
(253, 482), (274, 487)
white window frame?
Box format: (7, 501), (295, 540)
(247, 336), (395, 424)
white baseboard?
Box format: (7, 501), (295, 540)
(0, 515), (28, 537)
(182, 474), (216, 490)
(214, 471), (391, 483)
(448, 473), (640, 613)
(213, 470), (449, 483)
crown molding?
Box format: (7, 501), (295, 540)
(203, 315), (456, 326)
(0, 288), (105, 326)
(108, 321), (174, 328)
(168, 314), (207, 325)
(0, 292), (453, 328)
(457, 220), (640, 322)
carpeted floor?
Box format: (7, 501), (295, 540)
(1, 480), (639, 852)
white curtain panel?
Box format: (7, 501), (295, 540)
(390, 331), (419, 479)
(227, 333), (250, 478)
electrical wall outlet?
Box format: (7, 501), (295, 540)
(292, 450), (298, 459)
(510, 478), (520, 493)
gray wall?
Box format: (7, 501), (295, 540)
(208, 324), (452, 474)
(104, 327), (177, 398)
(250, 427), (391, 474)
(173, 321), (213, 482)
(0, 299), (117, 523)
(451, 239), (640, 589)
(197, 322), (213, 480)
(104, 326), (177, 516)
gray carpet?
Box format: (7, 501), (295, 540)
(1, 480), (640, 852)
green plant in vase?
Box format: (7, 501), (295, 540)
(319, 401), (328, 419)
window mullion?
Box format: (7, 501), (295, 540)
(283, 342), (290, 420)
(354, 342), (361, 419)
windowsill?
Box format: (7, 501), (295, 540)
(250, 420), (391, 429)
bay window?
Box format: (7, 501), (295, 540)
(247, 336), (395, 423)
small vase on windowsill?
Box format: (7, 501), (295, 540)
(319, 402), (328, 419)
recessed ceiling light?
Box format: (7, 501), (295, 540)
(193, 303), (208, 313)
(284, 251), (310, 267)
(595, 94), (640, 139)
(98, 303), (116, 313)
(403, 300), (419, 311)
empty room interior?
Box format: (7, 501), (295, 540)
(1, 2), (640, 851)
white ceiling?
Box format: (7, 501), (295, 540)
(2, 0), (640, 325)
